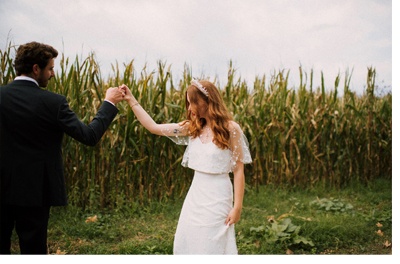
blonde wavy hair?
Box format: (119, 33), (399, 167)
(182, 80), (233, 149)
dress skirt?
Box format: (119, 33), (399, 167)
(173, 171), (237, 254)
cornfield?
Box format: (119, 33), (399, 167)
(0, 43), (392, 209)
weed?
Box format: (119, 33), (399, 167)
(249, 216), (314, 252)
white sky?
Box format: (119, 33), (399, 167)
(0, 0), (393, 95)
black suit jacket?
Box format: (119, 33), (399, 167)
(0, 80), (118, 206)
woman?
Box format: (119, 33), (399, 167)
(120, 79), (252, 254)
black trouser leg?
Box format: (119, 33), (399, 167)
(1, 204), (50, 254)
(15, 205), (50, 254)
(0, 204), (14, 254)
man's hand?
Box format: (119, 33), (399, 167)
(105, 87), (125, 105)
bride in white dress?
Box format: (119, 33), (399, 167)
(120, 80), (252, 254)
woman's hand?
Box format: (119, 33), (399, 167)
(225, 207), (242, 226)
(119, 84), (137, 106)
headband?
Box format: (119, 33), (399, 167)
(191, 79), (209, 97)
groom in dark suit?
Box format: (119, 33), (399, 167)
(0, 41), (125, 254)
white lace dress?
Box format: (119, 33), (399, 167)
(168, 124), (252, 255)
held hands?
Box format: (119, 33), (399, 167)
(118, 84), (138, 107)
(105, 87), (125, 105)
(105, 84), (138, 107)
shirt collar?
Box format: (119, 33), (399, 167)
(15, 76), (39, 86)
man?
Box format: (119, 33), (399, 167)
(0, 41), (124, 254)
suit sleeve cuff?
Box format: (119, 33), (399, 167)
(104, 99), (115, 106)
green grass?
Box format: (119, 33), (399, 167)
(9, 179), (392, 255)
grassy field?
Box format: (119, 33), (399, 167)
(9, 178), (392, 255)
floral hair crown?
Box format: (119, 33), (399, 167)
(191, 79), (209, 97)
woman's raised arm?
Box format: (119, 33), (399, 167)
(120, 84), (188, 137)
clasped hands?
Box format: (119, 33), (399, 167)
(104, 84), (133, 105)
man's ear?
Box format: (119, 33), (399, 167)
(32, 64), (40, 76)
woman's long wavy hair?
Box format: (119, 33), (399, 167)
(183, 80), (233, 149)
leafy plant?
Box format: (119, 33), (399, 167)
(249, 216), (314, 252)
(310, 197), (354, 213)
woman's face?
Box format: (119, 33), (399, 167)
(187, 93), (208, 119)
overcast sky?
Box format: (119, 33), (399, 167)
(0, 0), (393, 95)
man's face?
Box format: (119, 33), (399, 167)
(37, 58), (55, 87)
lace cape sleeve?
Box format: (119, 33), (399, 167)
(160, 122), (189, 145)
(162, 121), (252, 171)
(229, 122), (252, 170)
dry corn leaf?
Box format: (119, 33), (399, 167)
(267, 215), (275, 223)
(383, 240), (391, 248)
(85, 215), (98, 223)
(56, 247), (67, 255)
(277, 213), (292, 220)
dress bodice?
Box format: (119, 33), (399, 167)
(163, 121), (252, 173)
(183, 137), (232, 174)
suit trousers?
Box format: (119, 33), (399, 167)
(0, 204), (50, 254)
